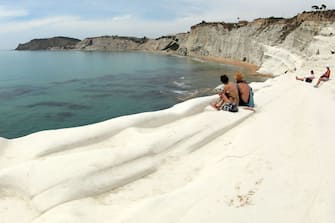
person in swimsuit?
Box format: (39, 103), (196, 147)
(235, 72), (251, 106)
(296, 70), (315, 83)
(235, 72), (255, 111)
(211, 74), (239, 111)
(314, 65), (331, 88)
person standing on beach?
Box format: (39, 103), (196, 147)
(314, 66), (331, 88)
(296, 70), (315, 83)
(211, 75), (239, 112)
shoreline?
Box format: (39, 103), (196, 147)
(158, 50), (274, 78)
(196, 55), (274, 77)
(198, 55), (259, 73)
(75, 48), (270, 77)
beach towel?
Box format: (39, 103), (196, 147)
(248, 87), (255, 107)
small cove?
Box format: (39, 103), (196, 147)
(0, 50), (268, 139)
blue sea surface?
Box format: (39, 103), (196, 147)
(0, 50), (267, 139)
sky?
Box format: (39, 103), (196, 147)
(0, 0), (334, 49)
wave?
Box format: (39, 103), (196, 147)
(172, 81), (187, 88)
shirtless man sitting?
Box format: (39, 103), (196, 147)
(211, 74), (239, 112)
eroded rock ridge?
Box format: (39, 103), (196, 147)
(15, 10), (335, 67)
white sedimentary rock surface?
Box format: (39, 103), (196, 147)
(1, 24), (335, 223)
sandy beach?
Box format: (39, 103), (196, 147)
(0, 22), (335, 223)
(197, 55), (262, 75)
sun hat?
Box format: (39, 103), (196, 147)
(326, 64), (330, 68)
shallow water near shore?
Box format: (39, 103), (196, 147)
(0, 50), (268, 139)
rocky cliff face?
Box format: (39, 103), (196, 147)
(15, 37), (81, 50)
(75, 35), (177, 52)
(76, 36), (149, 51)
(73, 10), (334, 69)
(15, 10), (335, 72)
(174, 10), (335, 66)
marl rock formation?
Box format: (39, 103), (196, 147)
(15, 10), (335, 72)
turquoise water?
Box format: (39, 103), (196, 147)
(0, 50), (267, 139)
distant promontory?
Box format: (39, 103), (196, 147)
(15, 36), (81, 50)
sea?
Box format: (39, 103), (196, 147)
(0, 50), (268, 139)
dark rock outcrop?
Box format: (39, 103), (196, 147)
(16, 37), (81, 50)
